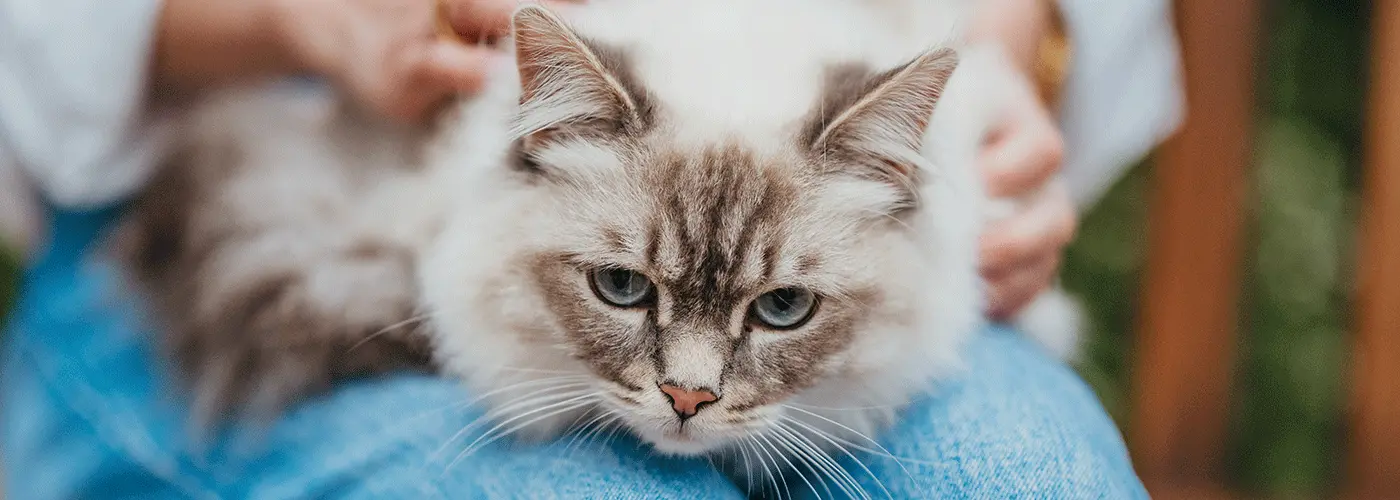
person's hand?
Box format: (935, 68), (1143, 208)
(273, 0), (572, 123)
(978, 65), (1076, 320)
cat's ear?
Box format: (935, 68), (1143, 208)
(509, 4), (651, 140)
(806, 48), (959, 197)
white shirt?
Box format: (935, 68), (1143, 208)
(0, 0), (1183, 252)
(1057, 0), (1184, 207)
(0, 0), (173, 209)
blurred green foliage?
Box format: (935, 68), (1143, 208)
(1062, 161), (1151, 429)
(1068, 0), (1368, 497)
(1232, 0), (1367, 494)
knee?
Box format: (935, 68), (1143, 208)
(857, 328), (1148, 499)
(915, 401), (1147, 498)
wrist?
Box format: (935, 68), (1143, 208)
(968, 0), (1053, 72)
(1034, 1), (1072, 108)
(152, 0), (307, 93)
(967, 0), (1071, 107)
(251, 0), (311, 78)
(266, 0), (342, 79)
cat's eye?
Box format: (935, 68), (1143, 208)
(750, 288), (818, 329)
(590, 268), (654, 307)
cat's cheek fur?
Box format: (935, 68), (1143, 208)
(418, 181), (599, 440)
(771, 47), (998, 446)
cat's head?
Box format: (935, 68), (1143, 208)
(423, 4), (965, 456)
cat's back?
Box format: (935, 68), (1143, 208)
(180, 83), (424, 180)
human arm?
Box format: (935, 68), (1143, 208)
(0, 0), (548, 211)
(163, 0), (574, 121)
(966, 0), (1183, 318)
(969, 0), (1184, 206)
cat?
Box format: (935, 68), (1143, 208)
(115, 0), (1078, 493)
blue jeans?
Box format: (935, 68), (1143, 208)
(1, 207), (1147, 499)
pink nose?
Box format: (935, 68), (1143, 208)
(659, 384), (719, 420)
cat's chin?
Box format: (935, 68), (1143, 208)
(634, 426), (732, 456)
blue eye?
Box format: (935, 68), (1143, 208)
(590, 268), (654, 307)
(751, 288), (817, 329)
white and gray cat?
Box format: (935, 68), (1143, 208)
(116, 0), (1079, 492)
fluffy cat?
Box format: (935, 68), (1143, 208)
(115, 0), (1078, 493)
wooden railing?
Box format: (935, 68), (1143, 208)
(1131, 0), (1400, 497)
(1345, 0), (1400, 494)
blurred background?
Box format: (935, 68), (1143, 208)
(1063, 0), (1371, 497)
(0, 0), (1383, 498)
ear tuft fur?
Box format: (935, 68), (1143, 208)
(510, 4), (650, 140)
(808, 48), (960, 203)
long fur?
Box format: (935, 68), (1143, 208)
(115, 0), (1080, 493)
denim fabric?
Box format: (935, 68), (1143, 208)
(1, 207), (1148, 499)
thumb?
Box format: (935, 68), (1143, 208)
(445, 0), (582, 39)
(419, 42), (503, 94)
(446, 0), (518, 39)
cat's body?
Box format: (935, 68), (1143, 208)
(117, 0), (1074, 492)
(117, 86), (445, 425)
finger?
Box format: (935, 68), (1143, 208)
(981, 109), (1064, 198)
(985, 254), (1060, 320)
(446, 0), (513, 38)
(415, 42), (499, 94)
(979, 183), (1077, 274)
(446, 0), (580, 39)
(382, 43), (496, 122)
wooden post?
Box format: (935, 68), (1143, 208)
(1130, 0), (1262, 493)
(1347, 0), (1400, 494)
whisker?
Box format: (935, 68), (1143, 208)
(824, 434), (939, 467)
(445, 398), (596, 473)
(390, 397), (479, 430)
(560, 406), (603, 450)
(798, 430), (861, 500)
(466, 396), (598, 460)
(458, 390), (597, 448)
(782, 404), (932, 496)
(784, 411), (935, 495)
(753, 431), (794, 500)
(456, 375), (595, 414)
(429, 381), (593, 461)
(466, 382), (596, 422)
(446, 393), (599, 470)
(438, 384), (588, 435)
(764, 427), (827, 500)
(775, 420), (870, 500)
(565, 410), (620, 453)
(601, 416), (630, 448)
(860, 207), (917, 234)
(735, 441), (756, 495)
(787, 401), (902, 412)
(781, 428), (841, 500)
(493, 366), (577, 375)
(346, 314), (428, 353)
(781, 405), (930, 467)
(781, 416), (910, 497)
(481, 374), (595, 393)
(746, 436), (783, 500)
